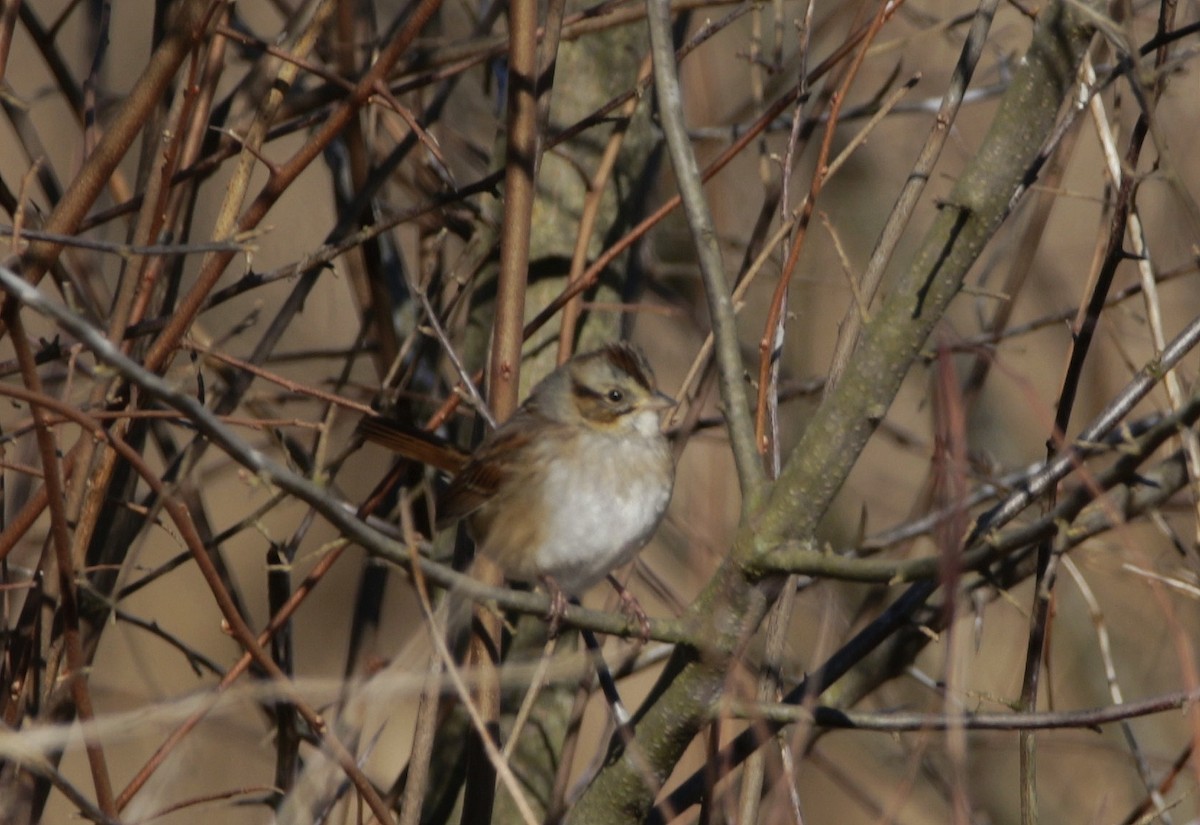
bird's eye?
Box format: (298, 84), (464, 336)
(606, 388), (624, 403)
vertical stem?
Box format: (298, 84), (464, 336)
(645, 0), (765, 504)
(1021, 40), (1153, 824)
(465, 0), (541, 817)
(7, 303), (116, 818)
(489, 0), (540, 418)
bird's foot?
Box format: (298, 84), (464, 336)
(539, 575), (569, 639)
(607, 574), (650, 643)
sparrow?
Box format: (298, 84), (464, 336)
(360, 343), (675, 632)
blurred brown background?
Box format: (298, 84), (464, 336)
(2, 0), (1199, 823)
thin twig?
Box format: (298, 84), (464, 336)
(0, 225), (255, 256)
(6, 302), (116, 817)
(729, 684), (1200, 730)
(755, 0), (898, 449)
(645, 0), (765, 501)
(1063, 556), (1174, 823)
(403, 501), (541, 825)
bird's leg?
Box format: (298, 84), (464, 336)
(606, 574), (650, 642)
(539, 575), (569, 638)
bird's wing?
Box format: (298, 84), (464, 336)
(436, 425), (535, 528)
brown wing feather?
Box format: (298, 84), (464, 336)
(357, 417), (469, 473)
(437, 426), (536, 528)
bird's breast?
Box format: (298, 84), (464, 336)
(519, 430), (670, 593)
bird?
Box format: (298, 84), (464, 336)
(359, 342), (676, 634)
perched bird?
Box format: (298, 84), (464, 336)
(360, 343), (676, 631)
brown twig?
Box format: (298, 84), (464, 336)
(754, 0), (897, 452)
(555, 54), (653, 363)
(6, 303), (116, 817)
